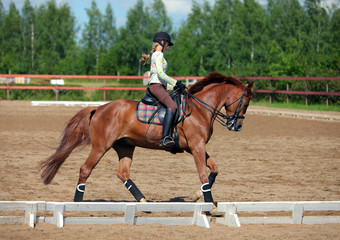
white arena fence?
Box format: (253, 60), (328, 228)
(0, 201), (213, 228)
(217, 201), (340, 227)
(0, 201), (339, 228)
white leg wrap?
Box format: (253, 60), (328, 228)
(201, 183), (211, 192)
(76, 183), (86, 193)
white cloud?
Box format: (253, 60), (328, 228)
(163, 0), (192, 15)
(321, 0), (340, 8)
(163, 0), (216, 15)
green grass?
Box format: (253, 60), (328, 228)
(252, 100), (340, 112)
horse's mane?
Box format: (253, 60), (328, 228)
(188, 72), (244, 94)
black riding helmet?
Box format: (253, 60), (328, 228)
(153, 32), (174, 52)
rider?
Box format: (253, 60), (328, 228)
(141, 32), (186, 148)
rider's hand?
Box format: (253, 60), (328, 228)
(175, 81), (186, 92)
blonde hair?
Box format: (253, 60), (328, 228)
(140, 42), (160, 65)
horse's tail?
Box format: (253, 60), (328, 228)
(40, 106), (97, 185)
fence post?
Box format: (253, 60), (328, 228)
(103, 79), (106, 102)
(55, 83), (58, 101)
(292, 203), (304, 224)
(216, 203), (241, 227)
(25, 202), (38, 228)
(326, 80), (329, 107)
(54, 203), (65, 227)
(269, 79), (272, 104)
(286, 80), (289, 104)
(124, 203), (136, 225)
(305, 80), (308, 106)
(193, 204), (211, 228)
(6, 82), (9, 100)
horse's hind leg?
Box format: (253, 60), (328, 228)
(74, 147), (107, 201)
(192, 152), (219, 202)
(114, 142), (146, 202)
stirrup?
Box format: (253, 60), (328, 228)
(160, 136), (175, 148)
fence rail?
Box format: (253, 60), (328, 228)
(1, 74), (339, 106)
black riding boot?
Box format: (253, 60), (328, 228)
(160, 108), (175, 148)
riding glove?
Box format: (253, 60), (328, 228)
(175, 81), (186, 92)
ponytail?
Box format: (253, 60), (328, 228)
(140, 42), (159, 65)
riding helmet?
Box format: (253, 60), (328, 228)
(153, 32), (174, 46)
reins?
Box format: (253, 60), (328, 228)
(147, 85), (248, 129)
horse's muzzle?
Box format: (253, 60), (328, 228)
(227, 119), (242, 131)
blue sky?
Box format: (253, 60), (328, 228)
(2, 0), (338, 30)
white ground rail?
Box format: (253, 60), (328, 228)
(0, 201), (213, 228)
(216, 201), (340, 227)
(1, 201), (339, 228)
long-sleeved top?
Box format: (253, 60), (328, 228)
(149, 51), (177, 91)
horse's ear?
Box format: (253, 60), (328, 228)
(246, 81), (254, 90)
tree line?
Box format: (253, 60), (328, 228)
(0, 0), (339, 78)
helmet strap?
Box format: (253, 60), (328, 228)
(157, 40), (165, 52)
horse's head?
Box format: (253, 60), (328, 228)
(224, 82), (254, 131)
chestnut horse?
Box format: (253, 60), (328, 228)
(40, 72), (253, 207)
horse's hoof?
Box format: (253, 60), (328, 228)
(192, 190), (203, 202)
(139, 198), (147, 203)
(210, 205), (224, 217)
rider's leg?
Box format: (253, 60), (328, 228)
(160, 108), (175, 147)
(149, 83), (177, 148)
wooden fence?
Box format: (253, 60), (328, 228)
(243, 76), (340, 106)
(0, 74), (339, 106)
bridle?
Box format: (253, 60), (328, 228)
(180, 88), (249, 130)
(224, 88), (248, 130)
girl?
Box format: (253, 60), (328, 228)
(141, 32), (185, 148)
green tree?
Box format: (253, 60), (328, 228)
(1, 2), (22, 73)
(0, 0), (5, 72)
(102, 3), (117, 51)
(94, 3), (118, 75)
(304, 0), (329, 54)
(233, 0), (268, 73)
(170, 1), (208, 76)
(148, 0), (172, 33)
(81, 0), (103, 75)
(22, 0), (35, 72)
(328, 8), (340, 75)
(267, 0), (305, 50)
(114, 0), (173, 75)
(302, 0), (331, 75)
(33, 0), (76, 74)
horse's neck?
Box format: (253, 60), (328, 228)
(195, 84), (233, 111)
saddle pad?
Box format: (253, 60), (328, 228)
(136, 96), (185, 125)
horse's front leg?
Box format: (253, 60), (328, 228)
(191, 146), (216, 206)
(192, 152), (219, 202)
